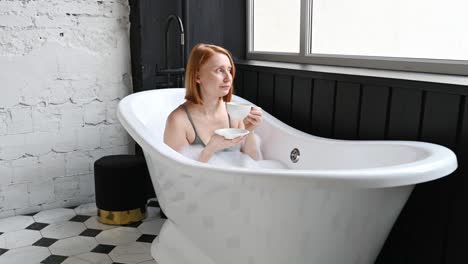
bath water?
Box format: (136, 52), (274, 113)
(180, 138), (287, 170)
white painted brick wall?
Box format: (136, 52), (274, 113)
(0, 0), (133, 217)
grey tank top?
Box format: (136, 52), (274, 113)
(182, 104), (231, 147)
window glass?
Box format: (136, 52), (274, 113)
(311, 0), (468, 60)
(253, 0), (301, 53)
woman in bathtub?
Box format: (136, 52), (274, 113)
(164, 43), (263, 162)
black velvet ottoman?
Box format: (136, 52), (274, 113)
(94, 154), (153, 225)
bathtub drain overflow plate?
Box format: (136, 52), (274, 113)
(290, 148), (300, 163)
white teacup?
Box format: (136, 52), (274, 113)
(226, 102), (251, 120)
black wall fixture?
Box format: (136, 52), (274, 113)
(235, 63), (468, 264)
(129, 0), (467, 262)
(129, 0), (245, 92)
(129, 0), (184, 91)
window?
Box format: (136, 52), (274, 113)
(247, 0), (468, 75)
(252, 0), (301, 53)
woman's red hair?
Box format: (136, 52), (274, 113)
(185, 43), (235, 104)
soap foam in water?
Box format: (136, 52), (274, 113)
(180, 145), (288, 170)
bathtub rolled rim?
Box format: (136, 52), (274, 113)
(154, 140), (457, 188)
(117, 89), (458, 189)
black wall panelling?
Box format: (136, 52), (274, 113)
(222, 1), (246, 61)
(186, 0), (245, 60)
(291, 77), (313, 133)
(233, 70), (244, 98)
(274, 75), (293, 125)
(359, 85), (390, 140)
(187, 0), (224, 48)
(311, 79), (336, 138)
(242, 71), (258, 103)
(129, 0), (143, 91)
(420, 92), (460, 148)
(333, 82), (361, 139)
(386, 88), (423, 140)
(235, 64), (468, 264)
(257, 72), (275, 115)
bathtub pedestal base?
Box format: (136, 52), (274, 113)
(149, 185), (415, 264)
(152, 220), (216, 264)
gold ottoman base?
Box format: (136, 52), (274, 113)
(98, 207), (146, 225)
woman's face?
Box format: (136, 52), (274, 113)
(197, 53), (233, 100)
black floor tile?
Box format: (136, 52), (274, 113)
(0, 248), (8, 256)
(25, 222), (49, 231)
(23, 212), (38, 216)
(160, 210), (167, 219)
(40, 255), (68, 264)
(136, 234), (157, 243)
(91, 244), (116, 254)
(69, 215), (91, 223)
(33, 237), (59, 247)
(79, 228), (102, 237)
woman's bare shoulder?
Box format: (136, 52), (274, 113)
(166, 104), (188, 127)
(164, 104), (191, 150)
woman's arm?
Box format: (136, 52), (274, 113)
(240, 106), (263, 160)
(236, 119), (259, 160)
(201, 134), (247, 162)
(241, 131), (259, 160)
(163, 109), (190, 152)
(198, 143), (215, 163)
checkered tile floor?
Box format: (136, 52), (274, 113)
(0, 201), (164, 264)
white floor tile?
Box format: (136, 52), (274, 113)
(108, 241), (152, 264)
(95, 227), (142, 246)
(33, 208), (76, 223)
(62, 252), (113, 264)
(74, 203), (98, 216)
(41, 221), (86, 239)
(139, 260), (158, 264)
(84, 216), (116, 231)
(137, 218), (165, 235)
(0, 215), (34, 233)
(0, 229), (41, 249)
(0, 246), (50, 264)
(49, 236), (98, 256)
(0, 205), (163, 264)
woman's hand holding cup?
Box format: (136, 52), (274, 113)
(226, 102), (263, 131)
(243, 106), (262, 131)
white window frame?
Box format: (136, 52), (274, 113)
(246, 0), (468, 76)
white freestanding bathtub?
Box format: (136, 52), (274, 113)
(117, 88), (457, 264)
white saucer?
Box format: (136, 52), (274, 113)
(215, 128), (250, 139)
